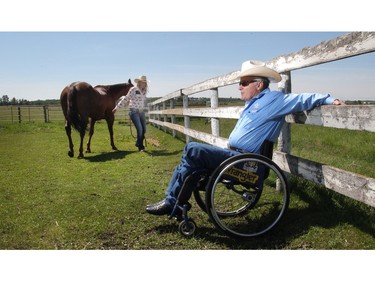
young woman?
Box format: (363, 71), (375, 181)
(113, 75), (149, 151)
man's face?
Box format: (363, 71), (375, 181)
(239, 76), (261, 101)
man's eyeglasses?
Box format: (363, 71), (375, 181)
(239, 80), (258, 87)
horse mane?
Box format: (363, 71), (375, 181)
(94, 82), (133, 96)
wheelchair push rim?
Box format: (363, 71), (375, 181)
(206, 153), (290, 239)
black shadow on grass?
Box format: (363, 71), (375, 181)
(142, 149), (182, 157)
(83, 148), (182, 162)
(149, 220), (291, 249)
(146, 182), (374, 249)
(285, 182), (375, 240)
(84, 150), (135, 162)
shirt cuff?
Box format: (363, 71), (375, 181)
(323, 96), (335, 105)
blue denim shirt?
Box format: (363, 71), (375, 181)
(228, 88), (335, 154)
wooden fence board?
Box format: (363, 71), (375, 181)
(150, 105), (375, 132)
(285, 105), (375, 132)
(273, 152), (375, 207)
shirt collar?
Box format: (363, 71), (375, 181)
(245, 88), (270, 106)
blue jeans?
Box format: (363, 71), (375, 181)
(129, 109), (146, 150)
(165, 142), (240, 207)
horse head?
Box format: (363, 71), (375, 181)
(123, 78), (134, 96)
(94, 79), (134, 99)
(115, 79), (133, 97)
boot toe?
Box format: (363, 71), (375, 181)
(146, 200), (172, 216)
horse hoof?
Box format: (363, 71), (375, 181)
(112, 146), (118, 151)
(68, 151), (74, 157)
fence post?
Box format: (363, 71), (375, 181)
(156, 104), (161, 129)
(276, 71), (292, 191)
(162, 101), (167, 133)
(170, 98), (176, 138)
(210, 88), (220, 137)
(18, 107), (21, 123)
(277, 72), (292, 154)
(183, 94), (191, 143)
(149, 104), (155, 128)
(43, 105), (49, 123)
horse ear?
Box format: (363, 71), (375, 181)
(128, 79), (131, 84)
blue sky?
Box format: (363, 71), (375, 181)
(1, 31), (374, 101)
(1, 1), (374, 102)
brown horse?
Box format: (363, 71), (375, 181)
(60, 79), (134, 158)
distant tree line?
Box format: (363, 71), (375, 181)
(346, 100), (375, 105)
(0, 95), (29, 105)
(0, 95), (60, 106)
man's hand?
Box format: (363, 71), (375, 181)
(333, 99), (345, 105)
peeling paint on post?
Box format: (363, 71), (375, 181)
(277, 72), (292, 154)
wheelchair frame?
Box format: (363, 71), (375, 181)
(169, 141), (290, 239)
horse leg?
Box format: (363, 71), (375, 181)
(65, 120), (74, 157)
(78, 118), (88, 159)
(86, 119), (95, 153)
(106, 117), (117, 150)
(78, 130), (85, 158)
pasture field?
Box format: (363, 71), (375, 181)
(0, 120), (374, 250)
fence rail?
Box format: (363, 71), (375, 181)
(0, 105), (52, 123)
(147, 32), (375, 208)
(0, 105), (131, 124)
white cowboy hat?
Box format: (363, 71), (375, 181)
(233, 60), (281, 83)
(134, 75), (149, 83)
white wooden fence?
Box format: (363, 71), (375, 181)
(148, 32), (375, 208)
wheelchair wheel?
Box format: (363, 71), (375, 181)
(179, 219), (196, 237)
(206, 153), (289, 239)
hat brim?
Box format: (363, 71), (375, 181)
(229, 60), (282, 83)
(134, 79), (149, 83)
(236, 66), (281, 83)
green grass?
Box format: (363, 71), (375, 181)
(0, 121), (374, 249)
(290, 124), (375, 178)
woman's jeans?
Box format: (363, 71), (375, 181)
(129, 109), (146, 150)
(165, 142), (240, 207)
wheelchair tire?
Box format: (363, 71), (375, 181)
(206, 153), (289, 239)
(179, 219), (196, 237)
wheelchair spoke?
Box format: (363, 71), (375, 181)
(206, 153), (290, 239)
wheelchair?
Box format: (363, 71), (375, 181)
(168, 141), (290, 239)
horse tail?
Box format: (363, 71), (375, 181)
(67, 85), (85, 134)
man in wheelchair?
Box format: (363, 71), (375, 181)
(146, 60), (344, 216)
